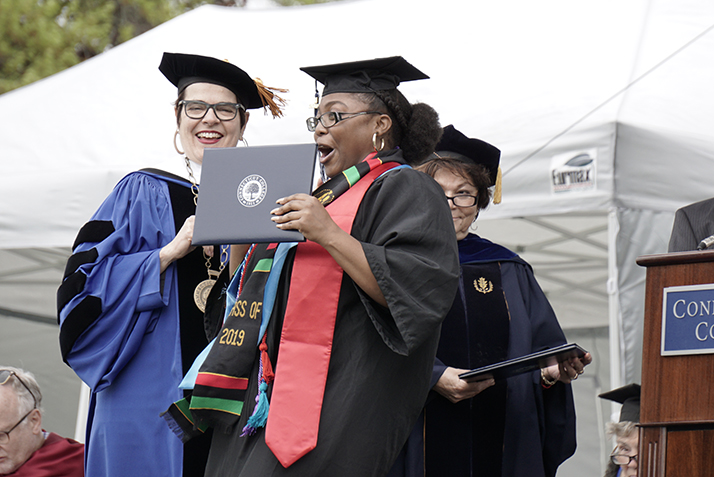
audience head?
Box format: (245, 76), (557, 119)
(0, 367), (44, 475)
(601, 383), (641, 477)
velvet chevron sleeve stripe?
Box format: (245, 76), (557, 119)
(63, 248), (99, 279)
(71, 220), (115, 251)
(59, 296), (102, 361)
(56, 271), (88, 315)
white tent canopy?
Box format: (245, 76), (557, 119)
(2, 0), (714, 471)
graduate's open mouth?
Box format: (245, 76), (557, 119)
(317, 145), (334, 163)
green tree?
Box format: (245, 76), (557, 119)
(0, 0), (339, 95)
(272, 0), (337, 5)
(0, 0), (235, 94)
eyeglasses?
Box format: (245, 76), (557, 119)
(306, 111), (382, 132)
(178, 100), (245, 121)
(445, 195), (478, 208)
(610, 453), (638, 466)
(0, 370), (38, 445)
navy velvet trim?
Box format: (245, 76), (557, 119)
(59, 295), (102, 362)
(57, 271), (87, 316)
(459, 233), (520, 265)
(63, 248), (98, 279)
(72, 220), (115, 251)
(139, 168), (193, 189)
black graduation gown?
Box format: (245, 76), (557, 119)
(205, 157), (460, 476)
(423, 234), (576, 477)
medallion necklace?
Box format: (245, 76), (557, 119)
(185, 157), (228, 312)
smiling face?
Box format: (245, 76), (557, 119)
(313, 93), (391, 179)
(175, 83), (248, 165)
(432, 167), (480, 241)
(0, 386), (42, 475)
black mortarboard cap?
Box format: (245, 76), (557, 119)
(300, 56), (429, 95)
(159, 52), (263, 110)
(434, 125), (501, 187)
(599, 383), (641, 423)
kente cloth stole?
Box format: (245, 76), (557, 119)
(162, 152), (399, 444)
(264, 154), (399, 467)
(161, 244), (272, 441)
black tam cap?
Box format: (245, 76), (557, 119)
(599, 383), (641, 423)
(300, 56), (429, 95)
(434, 125), (501, 187)
(159, 52), (263, 110)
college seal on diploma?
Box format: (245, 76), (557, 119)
(237, 174), (267, 207)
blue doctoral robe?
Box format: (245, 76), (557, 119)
(390, 234), (576, 477)
(57, 170), (213, 476)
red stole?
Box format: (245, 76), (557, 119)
(264, 161), (399, 467)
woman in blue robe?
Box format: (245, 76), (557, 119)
(390, 125), (592, 477)
(56, 53), (285, 477)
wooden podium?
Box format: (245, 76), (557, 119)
(636, 251), (714, 477)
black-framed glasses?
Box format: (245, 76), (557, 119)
(178, 100), (245, 121)
(610, 453), (638, 466)
(306, 111), (382, 132)
(445, 194), (478, 208)
(0, 370), (38, 444)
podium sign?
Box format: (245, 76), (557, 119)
(661, 283), (714, 355)
(637, 251), (714, 477)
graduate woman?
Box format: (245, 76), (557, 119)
(57, 53), (285, 477)
(193, 56), (459, 475)
(392, 125), (592, 477)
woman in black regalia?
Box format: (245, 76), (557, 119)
(391, 125), (592, 477)
(193, 56), (460, 476)
(57, 52), (285, 477)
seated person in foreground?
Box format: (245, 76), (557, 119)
(0, 366), (84, 476)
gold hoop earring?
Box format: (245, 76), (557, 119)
(372, 133), (385, 152)
(173, 130), (184, 155)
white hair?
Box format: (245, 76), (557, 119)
(606, 420), (637, 439)
(0, 366), (43, 419)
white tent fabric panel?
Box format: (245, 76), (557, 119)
(0, 0), (658, 248)
(614, 208), (674, 385)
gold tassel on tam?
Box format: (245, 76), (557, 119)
(253, 78), (289, 118)
(493, 166), (502, 204)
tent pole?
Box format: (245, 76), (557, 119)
(607, 207), (622, 391)
(605, 207), (622, 465)
(74, 381), (90, 443)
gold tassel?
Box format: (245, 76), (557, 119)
(253, 78), (288, 119)
(493, 166), (502, 204)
